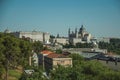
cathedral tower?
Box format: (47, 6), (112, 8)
(68, 28), (71, 37)
(75, 28), (78, 38)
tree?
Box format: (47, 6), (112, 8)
(98, 39), (120, 55)
(0, 33), (32, 80)
(19, 40), (32, 67)
(0, 39), (5, 79)
(56, 49), (62, 54)
(32, 41), (43, 53)
(63, 43), (75, 48)
(69, 54), (84, 66)
(98, 71), (120, 80)
(50, 65), (72, 80)
(1, 35), (21, 80)
(50, 35), (55, 38)
(19, 67), (45, 80)
(76, 42), (92, 48)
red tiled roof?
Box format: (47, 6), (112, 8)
(46, 53), (67, 58)
(41, 50), (53, 55)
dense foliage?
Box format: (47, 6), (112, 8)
(55, 49), (62, 54)
(0, 33), (32, 79)
(0, 33), (44, 80)
(19, 66), (45, 80)
(99, 38), (120, 54)
(50, 54), (120, 80)
(63, 43), (93, 48)
(32, 41), (43, 53)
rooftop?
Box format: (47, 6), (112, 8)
(47, 53), (67, 58)
(41, 50), (53, 55)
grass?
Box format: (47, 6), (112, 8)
(8, 69), (22, 80)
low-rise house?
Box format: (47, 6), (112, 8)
(38, 50), (53, 65)
(44, 53), (72, 72)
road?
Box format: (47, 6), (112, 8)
(98, 60), (120, 71)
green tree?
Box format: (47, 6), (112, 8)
(99, 39), (120, 55)
(19, 40), (32, 67)
(0, 33), (33, 79)
(19, 67), (45, 80)
(98, 71), (120, 80)
(0, 40), (5, 79)
(56, 49), (62, 54)
(50, 65), (72, 80)
(32, 41), (43, 53)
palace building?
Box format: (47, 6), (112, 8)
(4, 29), (50, 43)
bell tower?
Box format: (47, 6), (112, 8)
(75, 28), (78, 38)
(68, 28), (71, 38)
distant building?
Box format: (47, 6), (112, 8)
(63, 48), (107, 54)
(4, 29), (50, 43)
(53, 38), (68, 45)
(51, 25), (92, 45)
(97, 37), (110, 43)
(12, 30), (50, 42)
(44, 53), (72, 72)
(68, 25), (92, 45)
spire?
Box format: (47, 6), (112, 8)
(81, 25), (83, 28)
(57, 33), (60, 38)
(75, 28), (78, 38)
(75, 28), (77, 33)
(68, 28), (71, 35)
(68, 28), (71, 37)
(81, 25), (85, 31)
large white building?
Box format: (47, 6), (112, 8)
(12, 31), (50, 42)
(52, 38), (68, 45)
(4, 29), (50, 43)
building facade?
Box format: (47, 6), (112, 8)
(12, 30), (50, 42)
(38, 50), (53, 65)
(51, 25), (92, 45)
(44, 53), (72, 72)
(68, 25), (92, 45)
(53, 38), (68, 45)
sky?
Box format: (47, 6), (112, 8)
(0, 0), (120, 38)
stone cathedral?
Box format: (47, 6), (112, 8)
(68, 25), (92, 45)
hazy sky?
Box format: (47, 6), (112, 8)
(0, 0), (120, 38)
